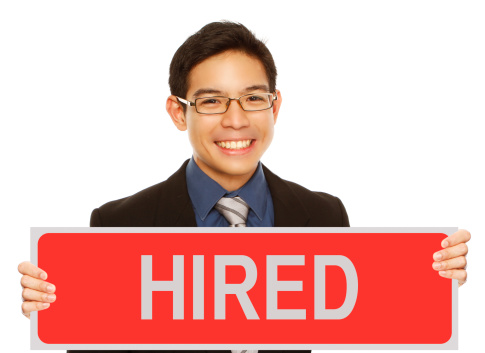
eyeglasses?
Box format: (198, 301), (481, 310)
(176, 92), (277, 114)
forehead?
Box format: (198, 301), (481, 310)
(187, 51), (269, 97)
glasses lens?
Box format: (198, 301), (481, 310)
(240, 93), (273, 111)
(195, 97), (229, 114)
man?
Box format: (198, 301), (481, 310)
(18, 21), (470, 352)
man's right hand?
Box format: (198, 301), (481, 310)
(18, 261), (56, 319)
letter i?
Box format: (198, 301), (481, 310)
(193, 255), (204, 319)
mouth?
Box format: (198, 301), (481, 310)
(215, 139), (254, 150)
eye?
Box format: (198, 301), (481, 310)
(247, 95), (264, 101)
(199, 97), (223, 105)
(244, 94), (270, 104)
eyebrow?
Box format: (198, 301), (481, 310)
(241, 84), (270, 94)
(192, 84), (271, 99)
(192, 88), (224, 98)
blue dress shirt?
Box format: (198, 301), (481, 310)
(185, 157), (274, 227)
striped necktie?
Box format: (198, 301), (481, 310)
(215, 196), (250, 227)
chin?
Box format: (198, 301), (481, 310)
(217, 160), (259, 177)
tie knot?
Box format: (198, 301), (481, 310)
(215, 196), (250, 227)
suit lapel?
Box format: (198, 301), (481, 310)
(154, 159), (197, 227)
(262, 164), (310, 227)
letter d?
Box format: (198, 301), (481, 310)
(314, 255), (358, 320)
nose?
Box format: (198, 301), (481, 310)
(220, 99), (250, 129)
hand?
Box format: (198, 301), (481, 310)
(18, 261), (56, 319)
(432, 229), (470, 287)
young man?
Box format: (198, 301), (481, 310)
(18, 21), (470, 353)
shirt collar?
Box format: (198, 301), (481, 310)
(185, 157), (268, 221)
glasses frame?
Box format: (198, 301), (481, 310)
(176, 92), (277, 115)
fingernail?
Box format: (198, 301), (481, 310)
(46, 294), (56, 302)
(46, 285), (55, 292)
(434, 253), (442, 261)
(433, 262), (441, 270)
(42, 303), (50, 308)
(442, 240), (449, 248)
(40, 272), (47, 280)
(439, 271), (447, 277)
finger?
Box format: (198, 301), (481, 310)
(441, 229), (471, 248)
(18, 261), (48, 280)
(22, 287), (56, 303)
(433, 243), (468, 261)
(20, 275), (56, 293)
(438, 269), (467, 285)
(21, 301), (51, 317)
(432, 256), (467, 271)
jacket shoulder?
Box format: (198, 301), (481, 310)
(91, 181), (166, 227)
(284, 179), (350, 227)
(262, 164), (349, 227)
(91, 160), (190, 227)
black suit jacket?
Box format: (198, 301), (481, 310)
(70, 160), (349, 353)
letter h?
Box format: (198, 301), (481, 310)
(141, 255), (184, 320)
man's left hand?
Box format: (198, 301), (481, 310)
(432, 229), (470, 287)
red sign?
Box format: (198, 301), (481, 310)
(31, 228), (457, 349)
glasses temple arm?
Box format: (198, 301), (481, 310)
(176, 97), (195, 106)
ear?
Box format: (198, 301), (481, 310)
(272, 90), (282, 125)
(166, 95), (187, 131)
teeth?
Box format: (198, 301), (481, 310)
(216, 139), (253, 150)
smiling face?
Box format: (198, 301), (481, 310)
(167, 50), (282, 191)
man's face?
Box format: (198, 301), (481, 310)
(180, 50), (281, 187)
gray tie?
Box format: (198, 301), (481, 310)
(215, 196), (250, 227)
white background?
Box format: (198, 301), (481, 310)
(1, 0), (483, 351)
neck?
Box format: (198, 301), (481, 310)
(212, 173), (254, 192)
(193, 158), (257, 192)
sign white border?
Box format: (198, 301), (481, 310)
(31, 227), (458, 350)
